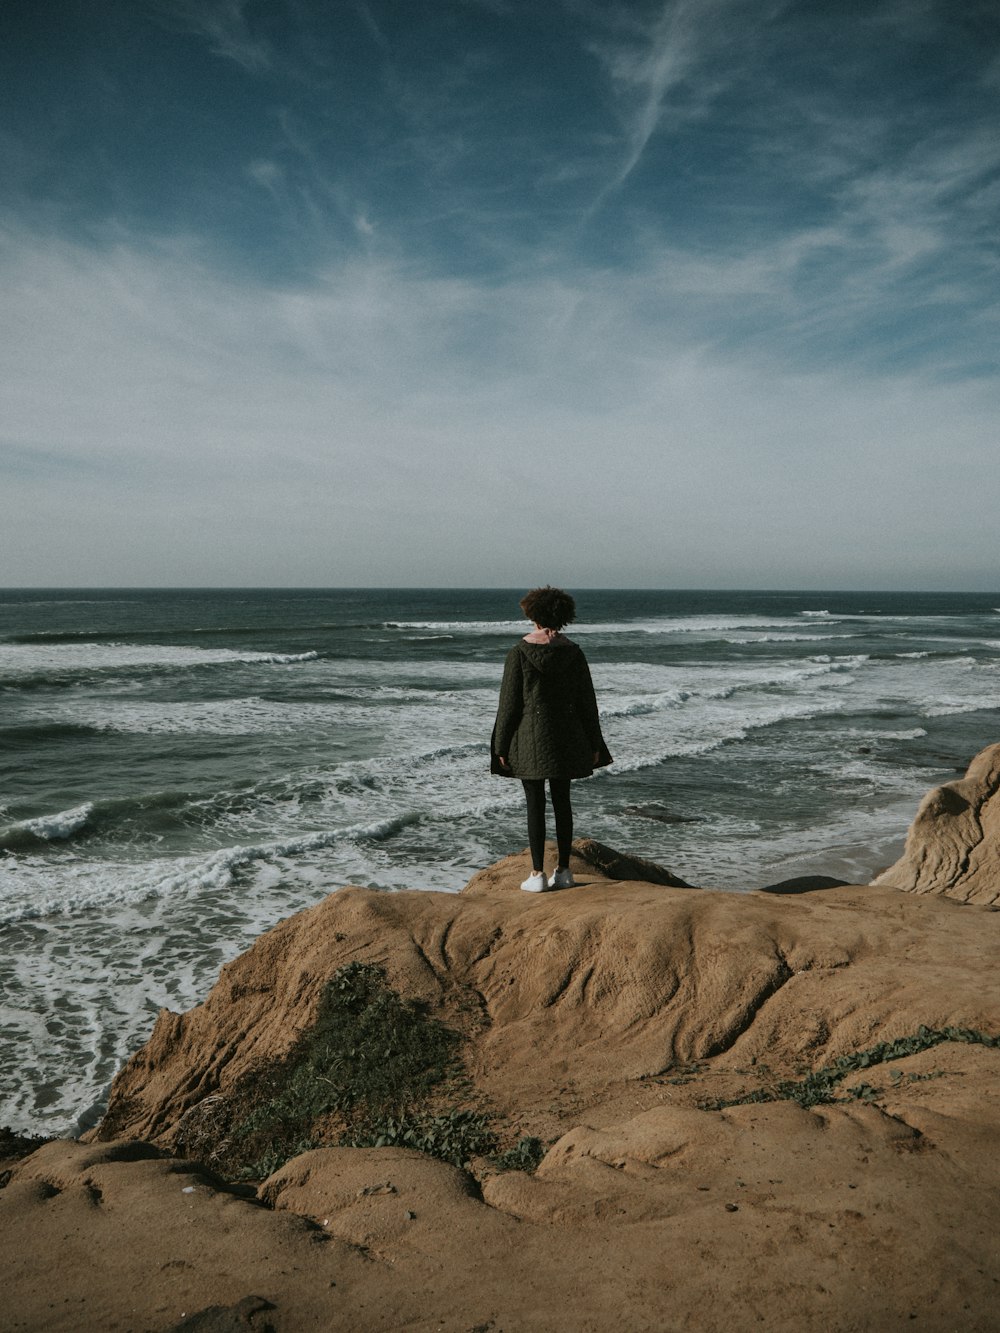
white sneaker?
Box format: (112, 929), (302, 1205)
(520, 871), (547, 893)
(548, 866), (575, 889)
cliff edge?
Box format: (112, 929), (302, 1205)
(872, 741), (1000, 904)
(2, 752), (1000, 1332)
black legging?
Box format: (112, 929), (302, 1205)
(521, 778), (573, 870)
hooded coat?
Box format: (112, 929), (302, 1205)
(490, 640), (613, 780)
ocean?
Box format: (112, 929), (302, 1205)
(2, 587), (999, 1138)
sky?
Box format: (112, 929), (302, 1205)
(1, 0), (998, 589)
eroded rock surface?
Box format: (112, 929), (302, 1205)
(88, 843), (996, 1149)
(873, 742), (1000, 904)
(4, 776), (1000, 1330)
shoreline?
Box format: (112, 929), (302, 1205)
(0, 821), (912, 1145)
(3, 757), (999, 1331)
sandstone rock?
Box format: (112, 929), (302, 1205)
(872, 742), (1000, 904)
(5, 788), (1000, 1331)
(87, 850), (997, 1150)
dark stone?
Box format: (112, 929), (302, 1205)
(573, 838), (694, 889)
(624, 803), (705, 825)
(757, 875), (853, 895)
(166, 1295), (278, 1332)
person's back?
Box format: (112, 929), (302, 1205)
(491, 586), (612, 892)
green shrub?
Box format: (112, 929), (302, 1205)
(701, 1024), (1000, 1112)
(491, 1135), (546, 1173)
(343, 1107), (498, 1166)
(219, 961), (465, 1178)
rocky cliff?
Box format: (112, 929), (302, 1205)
(3, 754), (1000, 1332)
(873, 742), (1000, 904)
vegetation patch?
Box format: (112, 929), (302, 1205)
(699, 1025), (1000, 1112)
(641, 1060), (707, 1087)
(174, 961), (541, 1181)
(491, 1135), (547, 1173)
(344, 1107), (499, 1166)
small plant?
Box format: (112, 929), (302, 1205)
(491, 1135), (546, 1173)
(344, 1107), (499, 1167)
(700, 1025), (1000, 1112)
(640, 1060), (706, 1087)
(182, 961), (471, 1179)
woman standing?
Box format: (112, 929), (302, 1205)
(491, 586), (613, 891)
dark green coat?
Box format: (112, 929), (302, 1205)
(490, 640), (613, 780)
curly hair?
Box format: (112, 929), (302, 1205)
(519, 585), (577, 631)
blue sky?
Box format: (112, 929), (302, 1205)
(2, 0), (998, 588)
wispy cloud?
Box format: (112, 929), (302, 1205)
(2, 222), (997, 585)
(585, 0), (788, 198)
(352, 0), (390, 55)
(153, 0), (273, 73)
(2, 1), (997, 585)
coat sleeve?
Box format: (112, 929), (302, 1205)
(491, 647), (523, 771)
(575, 650), (613, 766)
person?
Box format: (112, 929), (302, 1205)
(491, 586), (612, 892)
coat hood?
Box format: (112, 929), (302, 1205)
(517, 640), (579, 674)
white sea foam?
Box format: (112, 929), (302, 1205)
(5, 594), (1000, 1137)
(0, 642), (320, 677)
(386, 619), (524, 633)
(722, 633), (833, 643)
(0, 598), (137, 607)
(842, 727), (928, 741)
(2, 803), (94, 842)
(37, 696), (347, 736)
(0, 810), (432, 926)
(385, 614), (848, 638)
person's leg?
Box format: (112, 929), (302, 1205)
(521, 778), (547, 872)
(548, 778), (573, 868)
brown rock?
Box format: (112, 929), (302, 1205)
(872, 742), (1000, 904)
(87, 847), (996, 1148)
(166, 1294), (277, 1332)
(3, 795), (1000, 1331)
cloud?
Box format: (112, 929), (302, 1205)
(351, 0), (390, 54)
(1, 222), (997, 587)
(152, 0), (273, 72)
(1, 3), (996, 586)
(584, 0), (789, 198)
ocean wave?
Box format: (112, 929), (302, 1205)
(20, 685), (494, 737)
(0, 786), (226, 851)
(385, 614), (850, 638)
(0, 721), (104, 743)
(0, 811), (427, 924)
(0, 642), (321, 679)
(601, 698), (675, 719)
(722, 633), (833, 643)
(606, 696), (852, 774)
(598, 661), (859, 722)
(841, 727), (928, 741)
(259, 651), (319, 664)
(31, 695), (348, 737)
(7, 623), (332, 643)
(920, 697), (1000, 718)
(0, 803), (95, 851)
(386, 619), (523, 633)
(0, 598), (145, 610)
